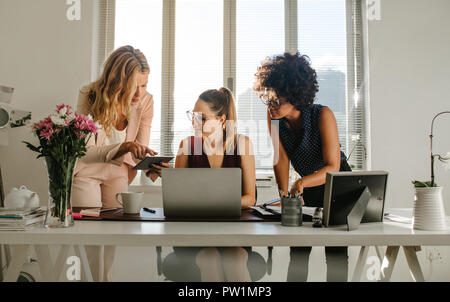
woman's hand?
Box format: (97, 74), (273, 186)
(146, 162), (172, 178)
(117, 142), (158, 160)
(290, 179), (305, 205)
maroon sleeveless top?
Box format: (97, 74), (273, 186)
(187, 136), (241, 168)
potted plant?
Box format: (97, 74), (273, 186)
(24, 104), (98, 228)
(412, 111), (450, 231)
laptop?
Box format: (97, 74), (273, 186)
(161, 168), (242, 218)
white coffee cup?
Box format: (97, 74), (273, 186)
(115, 192), (144, 214)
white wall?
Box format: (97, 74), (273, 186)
(1, 0), (450, 282)
(368, 0), (450, 212)
(0, 0), (95, 203)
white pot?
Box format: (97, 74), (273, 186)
(413, 187), (447, 231)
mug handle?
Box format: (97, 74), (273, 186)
(115, 193), (123, 206)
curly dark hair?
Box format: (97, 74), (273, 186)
(253, 51), (319, 110)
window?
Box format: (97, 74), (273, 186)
(110, 0), (366, 182)
(172, 0), (223, 154)
(235, 0), (284, 170)
(297, 0), (349, 161)
(115, 0), (163, 154)
(115, 0), (163, 184)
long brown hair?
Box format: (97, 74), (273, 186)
(198, 87), (237, 153)
(88, 45), (149, 136)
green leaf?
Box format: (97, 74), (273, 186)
(412, 180), (438, 187)
(23, 141), (41, 153)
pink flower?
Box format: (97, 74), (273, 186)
(39, 126), (54, 141)
(32, 121), (44, 131)
(33, 117), (54, 132)
(31, 105), (97, 143)
(25, 104), (98, 158)
(56, 104), (73, 116)
(73, 113), (98, 133)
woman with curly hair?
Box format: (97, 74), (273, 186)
(254, 51), (351, 282)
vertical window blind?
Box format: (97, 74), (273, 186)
(91, 0), (115, 81)
(298, 0), (351, 165)
(235, 0), (284, 170)
(102, 0), (367, 184)
(114, 0), (163, 157)
(172, 0), (224, 156)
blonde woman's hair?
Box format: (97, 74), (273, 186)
(87, 45), (149, 136)
(198, 87), (238, 154)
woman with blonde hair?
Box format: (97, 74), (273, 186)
(71, 45), (166, 281)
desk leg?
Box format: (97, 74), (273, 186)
(33, 245), (54, 281)
(4, 244), (11, 265)
(3, 245), (30, 282)
(352, 246), (369, 282)
(53, 245), (71, 281)
(73, 245), (93, 282)
(375, 246), (384, 263)
(0, 245), (4, 282)
(379, 246), (399, 282)
(403, 246), (425, 282)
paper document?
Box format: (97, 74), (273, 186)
(384, 213), (412, 224)
(384, 212), (450, 226)
(250, 206), (277, 216)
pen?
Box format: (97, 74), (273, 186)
(100, 207), (119, 213)
(264, 198), (281, 207)
(143, 207), (156, 214)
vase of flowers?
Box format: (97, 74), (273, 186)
(412, 111), (450, 231)
(24, 104), (98, 228)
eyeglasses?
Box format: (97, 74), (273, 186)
(186, 110), (216, 124)
(259, 95), (288, 109)
(258, 88), (288, 109)
(186, 110), (197, 122)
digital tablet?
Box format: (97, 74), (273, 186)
(132, 156), (174, 170)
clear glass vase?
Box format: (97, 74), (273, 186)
(43, 156), (77, 228)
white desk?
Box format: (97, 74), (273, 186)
(1, 208), (449, 282)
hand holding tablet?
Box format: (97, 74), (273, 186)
(133, 156), (174, 170)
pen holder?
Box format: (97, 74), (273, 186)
(281, 196), (303, 227)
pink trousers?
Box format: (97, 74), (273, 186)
(71, 162), (129, 208)
(71, 162), (129, 281)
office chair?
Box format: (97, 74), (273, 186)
(155, 187), (274, 281)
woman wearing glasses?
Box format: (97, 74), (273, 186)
(254, 52), (352, 282)
(158, 87), (258, 282)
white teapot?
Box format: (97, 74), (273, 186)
(4, 185), (40, 209)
